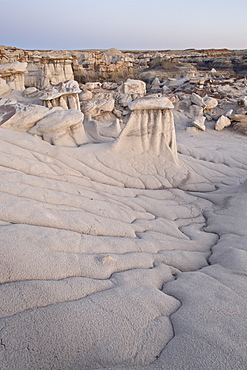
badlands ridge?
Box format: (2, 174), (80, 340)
(0, 46), (247, 369)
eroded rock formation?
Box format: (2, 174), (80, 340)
(39, 80), (81, 110)
(0, 46), (247, 370)
(0, 61), (27, 90)
(0, 103), (87, 146)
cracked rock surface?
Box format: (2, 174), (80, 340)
(0, 101), (247, 369)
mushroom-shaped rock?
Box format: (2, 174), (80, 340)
(39, 80), (81, 110)
(121, 95), (177, 157)
(106, 94), (188, 188)
(0, 62), (27, 91)
(215, 115), (231, 131)
(58, 94), (188, 189)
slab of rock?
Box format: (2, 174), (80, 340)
(39, 80), (81, 100)
(23, 87), (39, 98)
(0, 104), (61, 131)
(0, 102), (91, 146)
(231, 113), (247, 122)
(83, 82), (101, 91)
(203, 96), (218, 110)
(0, 97), (17, 106)
(192, 116), (206, 131)
(80, 97), (115, 116)
(128, 95), (174, 110)
(102, 82), (118, 90)
(191, 93), (206, 107)
(29, 108), (86, 146)
(119, 79), (146, 95)
(0, 61), (27, 75)
(215, 115), (231, 131)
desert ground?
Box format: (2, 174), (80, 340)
(0, 47), (246, 369)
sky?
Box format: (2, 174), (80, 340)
(1, 0), (246, 51)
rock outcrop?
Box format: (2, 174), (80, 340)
(0, 103), (88, 146)
(39, 80), (81, 110)
(0, 61), (27, 90)
(25, 55), (74, 89)
(74, 95), (188, 189)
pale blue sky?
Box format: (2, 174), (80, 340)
(1, 0), (246, 50)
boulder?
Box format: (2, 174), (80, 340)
(119, 94), (132, 108)
(23, 87), (39, 98)
(191, 93), (206, 107)
(119, 79), (146, 95)
(83, 82), (101, 91)
(231, 113), (247, 122)
(215, 115), (231, 131)
(232, 121), (247, 134)
(203, 96), (218, 110)
(80, 98), (115, 116)
(192, 116), (206, 131)
(102, 82), (118, 90)
(78, 89), (93, 101)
